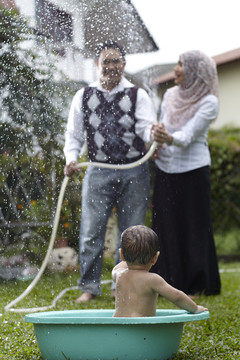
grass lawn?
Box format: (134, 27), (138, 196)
(0, 258), (240, 359)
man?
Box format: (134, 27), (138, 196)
(64, 40), (155, 303)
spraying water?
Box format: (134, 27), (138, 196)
(4, 141), (158, 313)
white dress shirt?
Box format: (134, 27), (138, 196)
(64, 77), (156, 165)
(155, 93), (219, 173)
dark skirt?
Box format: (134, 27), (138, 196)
(151, 166), (221, 296)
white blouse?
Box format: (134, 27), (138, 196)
(155, 93), (219, 174)
(64, 77), (156, 165)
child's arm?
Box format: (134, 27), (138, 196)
(151, 274), (208, 313)
(112, 261), (128, 282)
(171, 291), (208, 313)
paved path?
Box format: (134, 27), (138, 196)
(219, 268), (240, 273)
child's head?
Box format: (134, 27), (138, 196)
(120, 225), (159, 265)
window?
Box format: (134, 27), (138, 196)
(36, 0), (73, 44)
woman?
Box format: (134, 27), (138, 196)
(152, 50), (221, 296)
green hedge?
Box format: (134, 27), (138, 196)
(209, 128), (240, 234)
(1, 127), (240, 256)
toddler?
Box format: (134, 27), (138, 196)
(112, 225), (208, 317)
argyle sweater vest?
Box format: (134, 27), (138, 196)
(82, 86), (147, 164)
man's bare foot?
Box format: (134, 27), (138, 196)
(75, 292), (95, 303)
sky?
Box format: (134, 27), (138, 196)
(125, 0), (240, 73)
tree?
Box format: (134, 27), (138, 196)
(0, 6), (67, 156)
(0, 7), (74, 248)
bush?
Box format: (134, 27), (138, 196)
(215, 228), (240, 255)
(209, 127), (240, 235)
(0, 151), (84, 256)
(1, 125), (240, 257)
(0, 8), (86, 254)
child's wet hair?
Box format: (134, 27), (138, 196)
(121, 225), (159, 265)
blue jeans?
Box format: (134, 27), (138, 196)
(78, 162), (150, 295)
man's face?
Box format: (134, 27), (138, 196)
(97, 48), (125, 88)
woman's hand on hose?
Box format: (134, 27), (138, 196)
(152, 123), (173, 145)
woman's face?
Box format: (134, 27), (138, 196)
(174, 58), (184, 85)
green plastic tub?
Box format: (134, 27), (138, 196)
(25, 309), (209, 360)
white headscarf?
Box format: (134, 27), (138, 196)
(165, 50), (219, 130)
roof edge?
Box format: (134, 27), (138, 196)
(153, 47), (240, 85)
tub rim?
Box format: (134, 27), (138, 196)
(25, 309), (209, 325)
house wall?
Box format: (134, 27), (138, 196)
(14, 0), (96, 83)
(212, 60), (240, 129)
(15, 0), (36, 25)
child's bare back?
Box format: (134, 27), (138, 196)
(113, 265), (159, 317)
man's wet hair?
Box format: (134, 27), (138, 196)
(121, 225), (159, 265)
(95, 40), (126, 61)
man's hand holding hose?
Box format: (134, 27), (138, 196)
(64, 161), (82, 177)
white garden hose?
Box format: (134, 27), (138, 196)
(4, 141), (158, 313)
